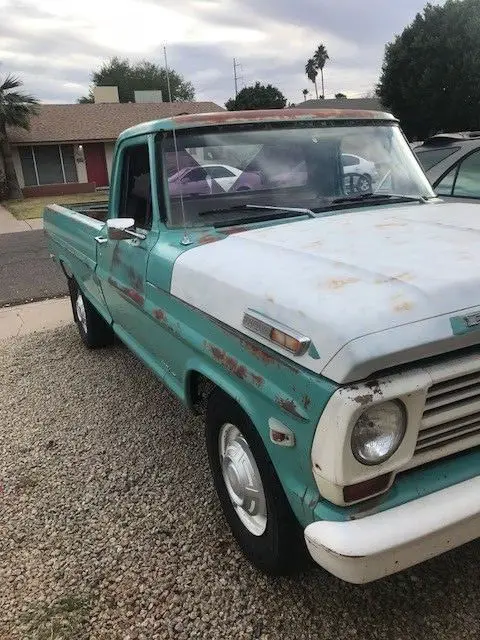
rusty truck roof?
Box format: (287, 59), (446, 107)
(117, 108), (397, 142)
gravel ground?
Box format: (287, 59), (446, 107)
(1, 325), (479, 640)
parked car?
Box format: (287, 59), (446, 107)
(415, 131), (480, 202)
(168, 163), (262, 196)
(44, 109), (479, 586)
(272, 154), (378, 193)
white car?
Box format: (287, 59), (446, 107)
(341, 154), (378, 192)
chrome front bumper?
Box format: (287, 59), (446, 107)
(304, 475), (480, 584)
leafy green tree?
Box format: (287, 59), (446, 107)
(0, 75), (39, 200)
(313, 44), (329, 99)
(335, 92), (347, 99)
(78, 57), (195, 103)
(225, 82), (287, 110)
(305, 58), (318, 99)
(377, 0), (480, 139)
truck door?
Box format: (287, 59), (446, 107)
(95, 137), (160, 348)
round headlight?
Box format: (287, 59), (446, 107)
(351, 401), (406, 465)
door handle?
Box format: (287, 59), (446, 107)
(95, 236), (108, 244)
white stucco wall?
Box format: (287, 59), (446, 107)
(105, 142), (115, 182)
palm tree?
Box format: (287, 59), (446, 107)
(302, 88), (309, 101)
(305, 59), (318, 99)
(0, 75), (39, 200)
(313, 44), (329, 99)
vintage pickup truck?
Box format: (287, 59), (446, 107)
(44, 109), (480, 584)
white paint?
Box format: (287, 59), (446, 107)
(304, 475), (480, 583)
(171, 201), (480, 383)
(104, 142), (115, 182)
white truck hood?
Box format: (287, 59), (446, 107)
(171, 201), (480, 383)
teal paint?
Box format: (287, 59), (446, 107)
(450, 315), (480, 336)
(308, 343), (320, 359)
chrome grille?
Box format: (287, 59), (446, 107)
(412, 358), (480, 467)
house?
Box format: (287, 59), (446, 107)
(296, 97), (384, 111)
(7, 91), (224, 197)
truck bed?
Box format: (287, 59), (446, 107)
(67, 200), (109, 222)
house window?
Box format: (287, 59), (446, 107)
(18, 145), (79, 186)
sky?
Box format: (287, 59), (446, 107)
(0, 0), (441, 107)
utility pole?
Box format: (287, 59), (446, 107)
(233, 58), (241, 97)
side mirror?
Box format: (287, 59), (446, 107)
(107, 218), (146, 241)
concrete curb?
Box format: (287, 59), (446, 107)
(0, 297), (73, 341)
(0, 204), (43, 234)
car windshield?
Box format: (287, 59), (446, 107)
(159, 121), (435, 228)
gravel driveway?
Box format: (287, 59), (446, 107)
(1, 326), (479, 640)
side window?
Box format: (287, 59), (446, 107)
(342, 154), (359, 167)
(453, 150), (480, 198)
(208, 166), (236, 178)
(120, 144), (152, 230)
(186, 167), (207, 182)
(435, 166), (457, 196)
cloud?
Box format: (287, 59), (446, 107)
(0, 0), (440, 106)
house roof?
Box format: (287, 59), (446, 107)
(8, 101), (224, 144)
(296, 98), (385, 111)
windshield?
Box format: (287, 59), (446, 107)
(159, 121), (435, 228)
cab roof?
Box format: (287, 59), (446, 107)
(117, 108), (397, 142)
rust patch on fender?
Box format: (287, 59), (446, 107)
(108, 277), (144, 306)
(302, 394), (311, 410)
(222, 226), (250, 235)
(251, 373), (264, 388)
(241, 340), (276, 365)
(127, 266), (144, 293)
(275, 396), (302, 419)
(153, 309), (166, 321)
(208, 344), (247, 380)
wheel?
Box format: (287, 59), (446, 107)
(205, 388), (305, 575)
(68, 279), (114, 348)
(355, 174), (372, 193)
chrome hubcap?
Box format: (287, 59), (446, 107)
(75, 292), (87, 334)
(219, 423), (267, 536)
(358, 176), (371, 192)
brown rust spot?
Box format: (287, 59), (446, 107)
(108, 277), (144, 306)
(208, 344), (247, 380)
(153, 309), (166, 321)
(393, 301), (413, 312)
(222, 226), (250, 235)
(198, 234), (220, 245)
(112, 244), (122, 267)
(127, 266), (144, 292)
(251, 373), (264, 388)
(275, 396), (302, 419)
(174, 108), (392, 126)
(241, 341), (276, 365)
(302, 394), (311, 410)
(326, 277), (360, 290)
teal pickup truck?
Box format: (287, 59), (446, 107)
(45, 109), (480, 584)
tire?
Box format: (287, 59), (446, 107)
(205, 388), (306, 575)
(356, 174), (372, 193)
(68, 279), (114, 348)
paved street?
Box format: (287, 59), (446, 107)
(0, 230), (67, 307)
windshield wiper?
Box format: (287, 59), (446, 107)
(199, 204), (315, 218)
(330, 193), (429, 205)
